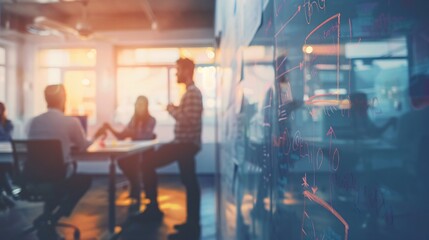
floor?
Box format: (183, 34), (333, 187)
(0, 175), (216, 240)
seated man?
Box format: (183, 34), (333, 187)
(27, 84), (104, 237)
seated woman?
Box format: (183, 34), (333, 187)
(0, 102), (15, 209)
(104, 96), (156, 199)
(0, 102), (13, 141)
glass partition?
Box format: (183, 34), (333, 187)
(217, 0), (429, 239)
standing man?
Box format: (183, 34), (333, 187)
(134, 58), (203, 239)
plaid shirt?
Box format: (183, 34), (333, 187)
(168, 84), (203, 146)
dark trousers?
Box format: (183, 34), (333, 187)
(118, 149), (154, 197)
(48, 174), (92, 219)
(118, 154), (140, 196)
(0, 163), (13, 194)
(141, 142), (201, 223)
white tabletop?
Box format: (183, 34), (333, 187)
(86, 139), (158, 153)
(0, 139), (159, 161)
(0, 142), (12, 153)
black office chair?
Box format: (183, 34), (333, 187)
(11, 139), (80, 240)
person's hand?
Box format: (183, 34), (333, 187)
(102, 122), (111, 130)
(166, 103), (176, 112)
(93, 126), (107, 140)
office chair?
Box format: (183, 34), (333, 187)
(11, 139), (80, 240)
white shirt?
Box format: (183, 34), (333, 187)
(27, 108), (92, 176)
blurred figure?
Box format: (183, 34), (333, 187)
(27, 84), (105, 238)
(132, 58), (203, 240)
(409, 74), (429, 109)
(350, 92), (396, 138)
(103, 95), (156, 199)
(0, 102), (15, 210)
(0, 102), (13, 141)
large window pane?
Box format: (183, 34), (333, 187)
(0, 47), (5, 65)
(168, 68), (184, 106)
(116, 48), (217, 128)
(35, 68), (62, 115)
(39, 68), (61, 85)
(116, 67), (171, 124)
(63, 71), (97, 125)
(117, 48), (180, 65)
(0, 66), (5, 102)
(0, 47), (5, 102)
(38, 49), (96, 67)
(117, 47), (216, 66)
(195, 66), (217, 124)
(36, 48), (97, 124)
(180, 47), (215, 64)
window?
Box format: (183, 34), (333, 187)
(0, 47), (6, 102)
(37, 49), (97, 124)
(116, 67), (172, 124)
(349, 37), (409, 116)
(115, 47), (216, 125)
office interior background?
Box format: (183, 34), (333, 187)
(1, 0), (429, 239)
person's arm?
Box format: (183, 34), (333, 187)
(147, 117), (156, 134)
(135, 117), (156, 140)
(378, 117), (397, 135)
(0, 120), (13, 141)
(104, 122), (131, 140)
(167, 89), (203, 125)
(69, 118), (92, 152)
(366, 117), (397, 138)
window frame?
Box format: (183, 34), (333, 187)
(36, 48), (98, 122)
(0, 45), (7, 103)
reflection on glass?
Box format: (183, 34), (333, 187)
(217, 0), (429, 239)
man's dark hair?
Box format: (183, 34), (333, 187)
(44, 84), (66, 108)
(176, 58), (195, 73)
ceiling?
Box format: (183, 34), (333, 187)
(0, 0), (215, 34)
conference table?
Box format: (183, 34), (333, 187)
(0, 139), (159, 234)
